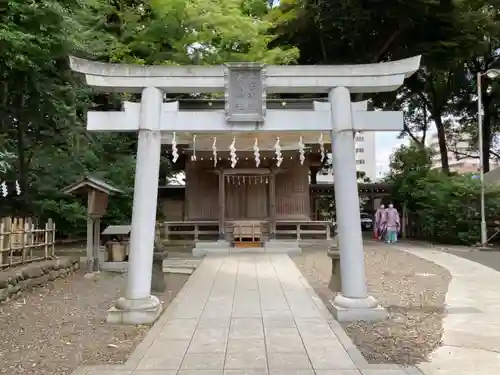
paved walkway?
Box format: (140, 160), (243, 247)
(443, 249), (500, 272)
(401, 247), (500, 375)
(72, 254), (419, 375)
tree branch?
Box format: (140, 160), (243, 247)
(403, 123), (423, 146)
(373, 25), (407, 62)
(450, 149), (500, 160)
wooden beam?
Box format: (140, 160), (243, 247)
(223, 168), (271, 175)
(269, 174), (276, 238)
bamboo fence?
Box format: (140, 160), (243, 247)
(0, 217), (56, 269)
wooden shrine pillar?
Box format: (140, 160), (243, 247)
(269, 173), (276, 239)
(310, 166), (318, 184)
(218, 170), (225, 239)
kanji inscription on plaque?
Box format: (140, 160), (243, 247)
(224, 63), (266, 123)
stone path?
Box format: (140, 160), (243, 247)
(400, 247), (500, 375)
(72, 254), (420, 375)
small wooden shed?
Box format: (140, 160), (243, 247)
(63, 176), (122, 273)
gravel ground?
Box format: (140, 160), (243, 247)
(292, 242), (452, 366)
(0, 268), (189, 375)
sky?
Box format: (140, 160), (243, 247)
(375, 132), (408, 177)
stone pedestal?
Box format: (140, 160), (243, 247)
(107, 295), (163, 325)
(151, 242), (168, 294)
(330, 294), (387, 322)
(327, 246), (341, 293)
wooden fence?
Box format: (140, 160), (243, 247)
(159, 220), (332, 243)
(0, 217), (56, 269)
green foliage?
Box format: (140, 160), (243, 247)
(388, 144), (500, 245)
(0, 150), (15, 174)
(0, 0), (298, 238)
(4, 0), (500, 243)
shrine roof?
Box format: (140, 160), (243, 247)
(63, 176), (123, 196)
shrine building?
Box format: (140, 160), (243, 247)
(155, 99), (391, 250)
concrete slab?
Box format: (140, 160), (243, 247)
(399, 246), (500, 375)
(71, 254), (421, 375)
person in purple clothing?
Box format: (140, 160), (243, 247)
(374, 204), (385, 240)
(383, 203), (400, 243)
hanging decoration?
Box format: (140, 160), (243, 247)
(274, 137), (283, 167)
(298, 136), (305, 165)
(15, 181), (21, 196)
(319, 132), (325, 163)
(229, 137), (237, 168)
(171, 132), (179, 163)
(326, 153), (333, 172)
(191, 134), (197, 162)
(1, 181), (7, 198)
(212, 137), (218, 167)
(223, 175), (276, 185)
(253, 138), (261, 167)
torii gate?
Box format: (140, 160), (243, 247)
(69, 57), (421, 325)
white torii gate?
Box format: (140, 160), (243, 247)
(69, 56), (421, 325)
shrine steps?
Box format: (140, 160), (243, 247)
(192, 240), (301, 257)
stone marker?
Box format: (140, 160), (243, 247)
(151, 240), (167, 294)
(327, 245), (341, 293)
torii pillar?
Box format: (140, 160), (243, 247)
(112, 87), (164, 324)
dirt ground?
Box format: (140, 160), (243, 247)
(292, 243), (452, 365)
(0, 269), (189, 375)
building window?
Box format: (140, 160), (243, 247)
(356, 159), (365, 165)
(355, 148), (364, 153)
(355, 136), (364, 142)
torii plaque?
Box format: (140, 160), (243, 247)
(224, 63), (266, 124)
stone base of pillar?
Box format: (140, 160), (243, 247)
(85, 259), (94, 274)
(106, 295), (163, 325)
(92, 257), (100, 272)
(330, 294), (387, 322)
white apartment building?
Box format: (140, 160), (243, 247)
(427, 132), (500, 173)
(316, 131), (377, 182)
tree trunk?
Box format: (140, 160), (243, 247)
(14, 83), (29, 214)
(434, 116), (450, 174)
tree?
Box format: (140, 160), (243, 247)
(0, 0), (299, 236)
(387, 144), (500, 244)
(270, 0), (473, 66)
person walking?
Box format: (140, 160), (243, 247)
(373, 204), (385, 240)
(383, 203), (400, 244)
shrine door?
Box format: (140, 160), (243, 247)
(225, 178), (268, 220)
